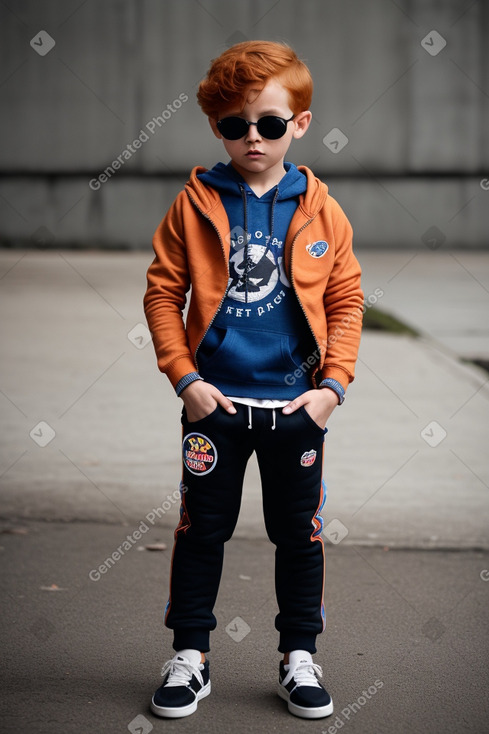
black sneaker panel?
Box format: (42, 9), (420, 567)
(153, 684), (195, 708)
(279, 660), (331, 708)
(290, 686), (332, 707)
(153, 660), (210, 708)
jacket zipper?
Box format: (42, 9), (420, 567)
(289, 216), (323, 385)
(186, 191), (230, 371)
(187, 191), (322, 383)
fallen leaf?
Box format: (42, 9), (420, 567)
(1, 527), (29, 535)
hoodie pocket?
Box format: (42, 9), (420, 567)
(199, 328), (307, 387)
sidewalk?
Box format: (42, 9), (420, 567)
(1, 249), (488, 733)
(1, 521), (488, 734)
(0, 250), (487, 546)
(359, 249), (489, 360)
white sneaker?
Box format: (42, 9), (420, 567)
(151, 649), (211, 718)
(278, 650), (333, 719)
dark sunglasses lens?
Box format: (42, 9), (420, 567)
(256, 116), (287, 139)
(217, 117), (248, 140)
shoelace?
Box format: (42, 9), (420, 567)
(161, 657), (204, 688)
(289, 661), (323, 688)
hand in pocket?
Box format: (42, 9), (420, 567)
(181, 380), (236, 422)
(282, 388), (339, 428)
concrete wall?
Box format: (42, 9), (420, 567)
(0, 0), (487, 248)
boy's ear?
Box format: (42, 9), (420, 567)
(209, 117), (222, 139)
(292, 111), (312, 140)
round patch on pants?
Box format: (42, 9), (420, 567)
(182, 432), (218, 476)
(300, 449), (317, 467)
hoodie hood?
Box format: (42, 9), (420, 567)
(186, 163), (328, 219)
(197, 161), (308, 201)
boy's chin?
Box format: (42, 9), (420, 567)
(232, 156), (281, 172)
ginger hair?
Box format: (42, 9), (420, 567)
(197, 40), (313, 119)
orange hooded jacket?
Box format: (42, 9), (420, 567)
(144, 165), (363, 394)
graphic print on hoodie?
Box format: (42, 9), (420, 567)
(196, 162), (317, 399)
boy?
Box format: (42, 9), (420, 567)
(144, 40), (363, 720)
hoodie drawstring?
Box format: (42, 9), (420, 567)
(271, 408), (276, 431)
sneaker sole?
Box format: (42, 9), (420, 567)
(150, 681), (211, 719)
(277, 683), (334, 719)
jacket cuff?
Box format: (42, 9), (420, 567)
(318, 365), (352, 393)
(319, 378), (345, 405)
(164, 355), (200, 391)
(175, 372), (204, 397)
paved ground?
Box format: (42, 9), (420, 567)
(360, 250), (489, 361)
(1, 522), (488, 734)
(0, 250), (487, 545)
(1, 248), (488, 733)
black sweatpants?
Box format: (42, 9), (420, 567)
(165, 401), (327, 654)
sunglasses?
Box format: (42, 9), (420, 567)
(216, 114), (295, 140)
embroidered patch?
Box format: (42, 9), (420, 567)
(306, 240), (329, 258)
(300, 449), (317, 467)
(182, 432), (217, 476)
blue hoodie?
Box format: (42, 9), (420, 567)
(196, 161), (317, 399)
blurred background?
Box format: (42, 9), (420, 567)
(0, 0), (488, 249)
(0, 0), (487, 538)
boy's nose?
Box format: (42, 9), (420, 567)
(245, 122), (262, 143)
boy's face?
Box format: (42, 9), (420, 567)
(209, 78), (311, 180)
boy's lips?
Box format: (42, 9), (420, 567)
(246, 150), (264, 156)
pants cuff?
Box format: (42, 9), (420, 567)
(278, 631), (317, 655)
(172, 628), (210, 653)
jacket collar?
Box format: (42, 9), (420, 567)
(185, 165), (328, 220)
